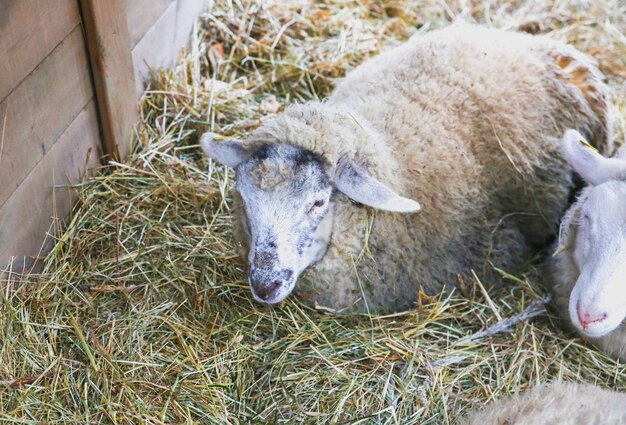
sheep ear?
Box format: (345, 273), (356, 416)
(562, 129), (626, 186)
(200, 132), (250, 168)
(333, 154), (421, 213)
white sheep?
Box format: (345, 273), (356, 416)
(549, 129), (626, 362)
(462, 382), (626, 425)
(201, 23), (611, 312)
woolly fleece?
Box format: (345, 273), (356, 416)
(462, 382), (626, 425)
(231, 23), (611, 312)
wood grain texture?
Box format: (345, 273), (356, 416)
(125, 0), (173, 48)
(0, 27), (93, 209)
(131, 0), (209, 93)
(80, 0), (138, 160)
(0, 0), (80, 102)
(0, 101), (100, 272)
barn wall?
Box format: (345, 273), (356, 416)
(126, 0), (209, 93)
(0, 0), (99, 271)
(0, 0), (210, 273)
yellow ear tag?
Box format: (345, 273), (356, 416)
(577, 134), (598, 152)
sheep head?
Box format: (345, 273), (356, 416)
(559, 129), (626, 337)
(200, 132), (421, 305)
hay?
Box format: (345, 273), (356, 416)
(1, 0), (625, 423)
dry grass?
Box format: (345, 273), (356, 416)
(1, 0), (625, 423)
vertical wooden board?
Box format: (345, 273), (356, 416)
(80, 0), (138, 160)
(0, 101), (100, 271)
(125, 0), (173, 48)
(0, 0), (80, 102)
(0, 27), (94, 209)
(131, 0), (208, 93)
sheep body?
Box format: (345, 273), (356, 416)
(462, 382), (626, 425)
(232, 24), (611, 312)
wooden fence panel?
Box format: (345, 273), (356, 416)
(0, 0), (80, 102)
(80, 0), (139, 160)
(0, 101), (101, 270)
(0, 0), (209, 270)
(125, 0), (173, 48)
(131, 0), (207, 92)
(0, 27), (93, 209)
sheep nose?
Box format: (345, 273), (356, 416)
(249, 269), (294, 303)
(253, 279), (282, 301)
(577, 305), (608, 329)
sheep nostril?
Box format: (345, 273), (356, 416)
(249, 269), (294, 303)
(254, 286), (269, 300)
(252, 280), (282, 301)
(578, 306), (608, 329)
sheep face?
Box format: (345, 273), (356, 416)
(235, 143), (335, 305)
(560, 130), (626, 337)
(200, 132), (421, 305)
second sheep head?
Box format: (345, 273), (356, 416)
(559, 129), (626, 338)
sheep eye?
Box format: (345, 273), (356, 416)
(308, 199), (326, 214)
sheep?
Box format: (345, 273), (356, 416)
(201, 23), (612, 312)
(462, 382), (626, 425)
(549, 129), (626, 362)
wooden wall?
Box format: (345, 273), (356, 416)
(0, 0), (100, 272)
(0, 0), (209, 273)
(127, 0), (207, 92)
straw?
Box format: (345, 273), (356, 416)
(1, 1), (624, 423)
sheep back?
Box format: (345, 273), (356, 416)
(234, 24), (611, 312)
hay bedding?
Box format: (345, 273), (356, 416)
(1, 0), (625, 423)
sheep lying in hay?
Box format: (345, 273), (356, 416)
(550, 129), (626, 362)
(201, 23), (612, 312)
(462, 382), (626, 425)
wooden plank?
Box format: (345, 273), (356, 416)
(131, 0), (208, 93)
(0, 27), (94, 209)
(80, 0), (138, 160)
(0, 101), (101, 272)
(125, 0), (173, 48)
(0, 0), (80, 102)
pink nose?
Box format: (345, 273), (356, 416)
(577, 305), (608, 329)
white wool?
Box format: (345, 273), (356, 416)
(230, 24), (611, 312)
